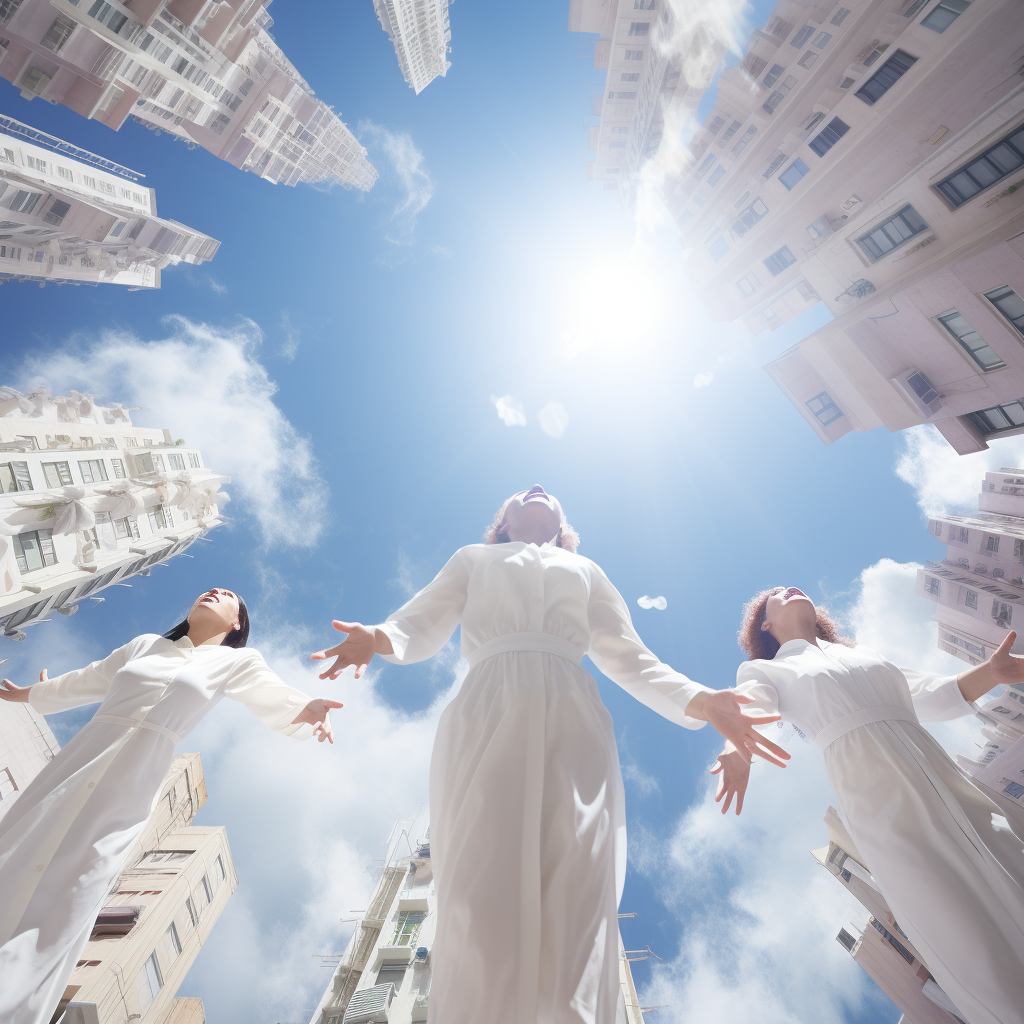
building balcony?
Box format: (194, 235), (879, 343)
(342, 983), (395, 1024)
(397, 886), (431, 912)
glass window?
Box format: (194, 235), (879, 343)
(967, 398), (1024, 436)
(959, 527), (969, 542)
(797, 50), (817, 69)
(922, 0), (971, 32)
(707, 165), (725, 186)
(763, 63), (784, 87)
(720, 121), (742, 145)
(737, 274), (759, 297)
(809, 118), (850, 157)
(1, 461), (32, 492)
(966, 590), (978, 609)
(763, 245), (797, 276)
(807, 392), (842, 425)
(985, 286), (1024, 335)
(168, 453), (185, 471)
(43, 199), (71, 226)
(925, 576), (940, 595)
(986, 535), (1000, 552)
(216, 854), (226, 881)
(53, 586), (76, 609)
(762, 151), (787, 179)
(812, 31), (832, 48)
(993, 600), (1012, 624)
(693, 192), (705, 207)
(42, 461), (72, 488)
(762, 90), (785, 114)
(708, 238), (729, 261)
(201, 874), (213, 904)
(855, 49), (918, 105)
(167, 922), (182, 958)
(779, 158), (809, 190)
(13, 530), (57, 573)
(831, 7), (852, 25)
(186, 897), (199, 926)
(391, 911), (426, 946)
(149, 505), (168, 531)
(936, 125), (1024, 206)
(937, 312), (1004, 370)
(619, 72), (639, 82)
(732, 198), (769, 236)
(112, 458), (126, 478)
(790, 25), (814, 47)
(78, 459), (108, 483)
(856, 205), (928, 260)
(144, 951), (163, 997)
(628, 21), (649, 35)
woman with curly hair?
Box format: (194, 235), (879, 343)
(311, 486), (787, 1024)
(712, 585), (1024, 1024)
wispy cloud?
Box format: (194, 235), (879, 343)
(359, 121), (433, 247)
(537, 401), (569, 439)
(693, 371), (714, 388)
(182, 266), (228, 295)
(279, 311), (301, 362)
(14, 316), (327, 549)
(637, 595), (668, 610)
(491, 394), (527, 427)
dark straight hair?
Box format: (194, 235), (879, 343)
(163, 594), (250, 649)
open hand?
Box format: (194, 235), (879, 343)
(291, 698), (345, 743)
(710, 746), (751, 815)
(987, 631), (1024, 686)
(0, 669), (42, 703)
(310, 622), (377, 681)
(698, 690), (790, 767)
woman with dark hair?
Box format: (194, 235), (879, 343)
(0, 587), (342, 1024)
(712, 585), (1024, 1024)
(311, 486), (787, 1024)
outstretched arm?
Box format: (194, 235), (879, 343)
(956, 631), (1024, 702)
(684, 689), (789, 767)
(4, 642), (137, 714)
(311, 623), (394, 681)
(291, 698), (345, 743)
(226, 651), (333, 740)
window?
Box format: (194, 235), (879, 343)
(57, 166), (73, 181)
(731, 125), (757, 156)
(856, 205), (928, 260)
(1016, 539), (1024, 559)
(742, 55), (767, 78)
(855, 49), (918, 105)
(871, 919), (915, 964)
(737, 274), (760, 297)
(375, 964), (408, 990)
(763, 90), (785, 114)
(966, 590), (978, 610)
(807, 393), (842, 425)
(8, 190), (41, 214)
(959, 527), (969, 542)
(608, 141), (626, 150)
(707, 116), (725, 135)
(763, 151), (786, 179)
(391, 911), (426, 946)
(13, 530), (57, 573)
(809, 118), (850, 157)
(0, 245), (22, 260)
(624, 49), (644, 60)
(78, 568), (118, 598)
(695, 153), (716, 177)
(707, 165), (725, 187)
(53, 587), (76, 610)
(215, 854), (227, 882)
(993, 600), (1012, 624)
(831, 7), (852, 25)
(78, 459), (108, 483)
(144, 951), (163, 998)
(112, 458), (126, 478)
(967, 399), (1024, 436)
(763, 245), (797, 277)
(798, 50), (817, 69)
(763, 64), (784, 87)
(779, 158), (809, 190)
(801, 111), (826, 133)
(930, 520), (942, 536)
(1, 461), (32, 492)
(628, 21), (649, 35)
(812, 31), (833, 47)
(186, 897), (199, 927)
(167, 922), (182, 958)
(986, 535), (1000, 553)
(720, 121), (742, 145)
(985, 286), (1024, 336)
(925, 576), (940, 595)
(790, 25), (814, 47)
(42, 461), (72, 488)
(732, 198), (769, 236)
(936, 125), (1024, 207)
(620, 72), (639, 82)
(188, 452), (201, 469)
(610, 91), (636, 100)
(693, 192), (705, 207)
(633, 0), (655, 7)
(41, 14), (76, 51)
(708, 238), (729, 261)
(201, 873), (213, 904)
(937, 312), (1004, 371)
(922, 0), (971, 31)
(149, 505), (168, 531)
(167, 453), (185, 471)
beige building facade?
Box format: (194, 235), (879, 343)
(1, 115), (218, 287)
(0, 698), (59, 821)
(0, 0), (376, 190)
(373, 0), (451, 95)
(0, 388), (227, 640)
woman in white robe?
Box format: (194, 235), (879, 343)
(712, 585), (1024, 1024)
(0, 587), (342, 1024)
(311, 486), (788, 1024)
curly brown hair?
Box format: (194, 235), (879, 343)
(483, 493), (580, 553)
(738, 587), (854, 661)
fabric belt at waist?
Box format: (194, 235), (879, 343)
(92, 713), (182, 744)
(814, 704), (920, 751)
(464, 632), (585, 669)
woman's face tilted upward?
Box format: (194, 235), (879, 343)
(188, 588), (240, 635)
(501, 485), (565, 546)
(762, 586), (817, 641)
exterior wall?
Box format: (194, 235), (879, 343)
(0, 698), (59, 820)
(0, 389), (226, 639)
(569, 0), (724, 204)
(373, 0), (451, 95)
(0, 117), (218, 287)
(58, 753), (236, 1024)
(0, 0), (376, 190)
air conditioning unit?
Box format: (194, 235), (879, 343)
(891, 368), (943, 417)
(20, 68), (52, 100)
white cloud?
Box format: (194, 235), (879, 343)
(693, 371), (714, 388)
(637, 595), (668, 610)
(207, 276), (229, 296)
(359, 121), (433, 246)
(490, 394), (527, 427)
(279, 311), (301, 361)
(13, 316), (327, 549)
(537, 401), (569, 439)
(621, 759), (660, 797)
(183, 267), (228, 295)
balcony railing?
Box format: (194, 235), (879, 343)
(343, 983), (395, 1024)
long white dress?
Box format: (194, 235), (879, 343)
(0, 633), (315, 1024)
(375, 541), (709, 1024)
(734, 639), (1024, 1024)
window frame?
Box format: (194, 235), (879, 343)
(855, 49), (918, 106)
(984, 286), (1024, 338)
(936, 310), (1005, 371)
(855, 204), (928, 261)
(806, 391), (843, 425)
(809, 117), (851, 157)
(935, 124), (1024, 208)
(779, 158), (809, 190)
(763, 245), (797, 277)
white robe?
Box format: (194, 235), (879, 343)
(0, 633), (314, 1024)
(376, 542), (709, 1024)
(735, 639), (1024, 1024)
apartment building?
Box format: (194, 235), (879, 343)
(0, 0), (376, 190)
(569, 0), (725, 205)
(812, 807), (966, 1024)
(0, 387), (227, 640)
(373, 0), (451, 95)
(0, 115), (218, 287)
(57, 752), (237, 1024)
(0, 698), (59, 821)
(305, 817), (648, 1024)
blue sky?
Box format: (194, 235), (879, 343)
(3, 1), (1007, 1022)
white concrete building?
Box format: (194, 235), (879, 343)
(305, 816), (648, 1024)
(569, 0), (725, 205)
(0, 388), (227, 641)
(0, 115), (218, 288)
(373, 0), (451, 95)
(0, 699), (59, 821)
(0, 0), (376, 191)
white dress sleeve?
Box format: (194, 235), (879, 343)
(585, 562), (711, 729)
(28, 638), (139, 714)
(900, 666), (973, 722)
(224, 650), (316, 740)
(734, 661), (781, 715)
(376, 548), (470, 665)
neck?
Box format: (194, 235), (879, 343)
(770, 623), (820, 648)
(186, 624), (229, 647)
